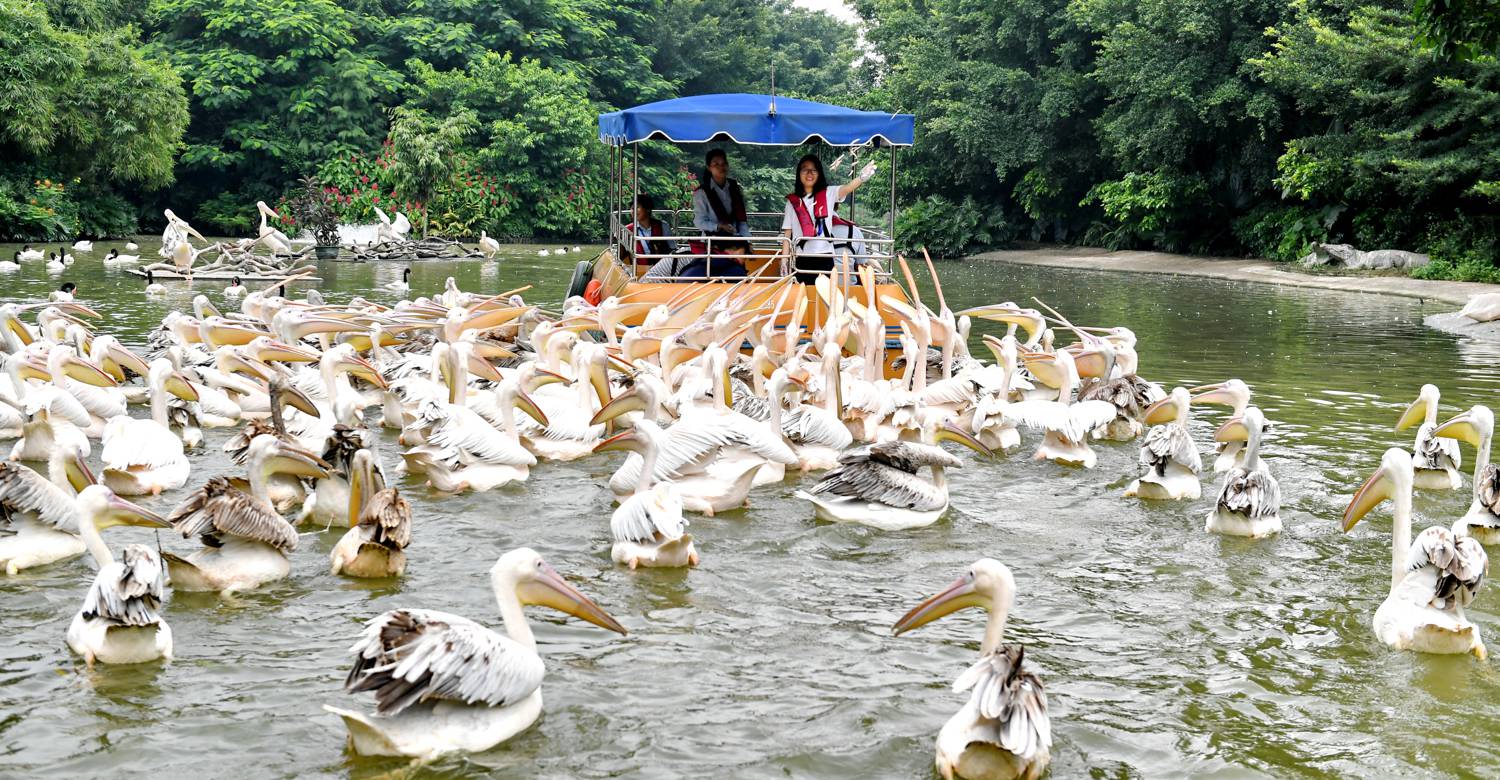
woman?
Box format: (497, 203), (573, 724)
(624, 194), (675, 268)
(781, 155), (876, 283)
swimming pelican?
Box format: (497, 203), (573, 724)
(0, 448), (95, 575)
(1397, 384), (1462, 491)
(1005, 349), (1116, 468)
(1124, 387), (1202, 500)
(1205, 406), (1280, 537)
(796, 418), (990, 530)
(386, 268), (410, 293)
(1189, 380), (1251, 472)
(66, 485), (174, 666)
(571, 245), (581, 252)
(145, 270), (167, 295)
(594, 421), (697, 569)
(1433, 405), (1500, 543)
(772, 358), (854, 473)
(19, 246), (43, 261)
(100, 360), (199, 495)
(164, 436), (328, 593)
(330, 450), (411, 578)
(224, 276), (247, 297)
(324, 548), (627, 758)
(1345, 447), (1487, 658)
(893, 558), (1052, 780)
(72, 240), (93, 252)
(478, 231), (501, 259)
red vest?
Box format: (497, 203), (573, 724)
(786, 189), (852, 244)
(626, 220), (668, 259)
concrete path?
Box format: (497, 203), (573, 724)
(971, 246), (1500, 307)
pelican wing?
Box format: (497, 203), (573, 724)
(168, 476), (298, 552)
(611, 483), (687, 543)
(920, 377), (977, 407)
(321, 426), (365, 473)
(225, 419), (276, 464)
(26, 385), (93, 428)
(1478, 463), (1500, 518)
(421, 402), (535, 466)
(1215, 466), (1280, 520)
(1139, 425), (1201, 475)
(344, 608), (545, 715)
(609, 415), (753, 491)
(731, 378), (770, 421)
(952, 644), (1051, 762)
(1412, 422), (1462, 473)
(0, 462), (78, 532)
(1080, 374), (1162, 418)
(782, 406), (854, 449)
(80, 544), (167, 626)
(855, 440), (962, 472)
(1002, 399), (1115, 443)
(101, 416), (184, 470)
(807, 458), (947, 511)
(359, 488), (411, 549)
(1407, 526), (1487, 610)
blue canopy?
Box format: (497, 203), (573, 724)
(598, 93), (914, 147)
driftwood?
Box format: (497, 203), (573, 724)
(349, 236), (486, 262)
(142, 241), (317, 280)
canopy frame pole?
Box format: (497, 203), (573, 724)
(631, 142), (640, 278)
(889, 148), (898, 260)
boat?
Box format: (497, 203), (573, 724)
(567, 93), (928, 377)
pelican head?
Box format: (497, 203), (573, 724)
(1144, 386), (1191, 426)
(1213, 405), (1266, 445)
(256, 201), (280, 220)
(75, 484), (171, 530)
(1344, 447), (1414, 532)
(1396, 384), (1442, 432)
(247, 434), (331, 480)
(148, 359), (199, 402)
(590, 376), (659, 426)
(492, 548), (627, 635)
(1433, 404), (1494, 448)
(1190, 379), (1250, 411)
(893, 558), (1015, 636)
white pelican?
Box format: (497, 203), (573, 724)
(164, 436), (328, 593)
(893, 559), (1052, 780)
(1345, 448), (1487, 658)
(100, 360), (199, 495)
(478, 231), (501, 259)
(1397, 384), (1462, 491)
(1189, 380), (1250, 472)
(145, 269), (167, 295)
(1433, 405), (1500, 543)
(386, 268), (410, 293)
(1461, 292), (1500, 322)
(772, 359), (854, 473)
(256, 201), (292, 254)
(1005, 349), (1115, 468)
(19, 246), (43, 261)
(72, 240), (93, 252)
(594, 421), (697, 569)
(0, 448), (94, 575)
(224, 276), (247, 298)
(324, 548), (627, 758)
(796, 420), (990, 531)
(66, 485), (173, 666)
(1124, 387), (1201, 500)
(1205, 407), (1280, 537)
(330, 450), (411, 578)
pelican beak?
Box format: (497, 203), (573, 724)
(588, 358), (612, 409)
(466, 353), (504, 383)
(1019, 353), (1066, 389)
(290, 316), (362, 340)
(204, 319), (268, 347)
(255, 340), (320, 363)
(163, 372), (200, 402)
(338, 353), (388, 389)
(1344, 463), (1394, 532)
(65, 449), (96, 492)
(63, 354), (118, 387)
(1143, 395), (1180, 426)
(472, 342), (517, 362)
(523, 367), (569, 393)
(1189, 383), (1235, 407)
(518, 561), (628, 635)
(720, 359), (734, 408)
(1214, 416), (1249, 443)
(281, 385), (322, 417)
(1433, 411), (1482, 447)
(625, 335), (662, 361)
(892, 572), (986, 635)
(592, 428), (643, 455)
(3, 315), (34, 346)
(1072, 348), (1109, 379)
(591, 388), (645, 426)
(463, 306), (528, 333)
(105, 342), (151, 379)
(101, 492), (172, 529)
(347, 455), (367, 526)
(267, 441), (332, 479)
(514, 388), (548, 427)
(934, 420), (992, 457)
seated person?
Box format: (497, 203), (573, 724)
(677, 241), (749, 279)
(691, 149), (751, 255)
(623, 193), (674, 266)
(782, 154), (877, 283)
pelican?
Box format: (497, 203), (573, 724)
(796, 419), (990, 530)
(772, 359), (854, 473)
(72, 240), (93, 252)
(224, 276), (247, 297)
(1124, 387), (1201, 500)
(1205, 407), (1280, 537)
(100, 360), (199, 495)
(594, 421), (697, 569)
(65, 485), (174, 666)
(893, 559), (1052, 780)
(19, 246), (43, 261)
(324, 548), (627, 758)
(330, 450), (411, 578)
(0, 448), (95, 574)
(145, 269), (167, 295)
(1433, 405), (1500, 543)
(478, 231), (501, 259)
(1189, 380), (1250, 472)
(164, 436), (328, 593)
(256, 201), (292, 254)
(1004, 349), (1116, 468)
(1397, 384), (1462, 491)
(386, 268), (410, 293)
(1345, 448), (1487, 658)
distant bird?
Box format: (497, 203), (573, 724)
(19, 245), (43, 261)
(145, 269), (167, 295)
(0, 253), (19, 272)
(478, 231), (501, 259)
(125, 241), (139, 251)
(538, 249), (550, 256)
(385, 267), (410, 293)
(571, 245), (581, 252)
(47, 253), (66, 273)
(224, 276), (246, 297)
(72, 240), (93, 252)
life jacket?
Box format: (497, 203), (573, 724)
(690, 178), (748, 254)
(787, 188), (854, 247)
(626, 220), (670, 261)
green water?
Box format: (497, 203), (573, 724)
(2, 239), (1498, 778)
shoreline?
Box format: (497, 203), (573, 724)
(970, 246), (1499, 307)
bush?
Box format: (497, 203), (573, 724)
(1232, 204), (1335, 262)
(897, 195), (1013, 257)
(1410, 216), (1500, 283)
(1080, 172), (1208, 252)
(0, 176), (135, 240)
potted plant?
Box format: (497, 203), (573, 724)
(289, 176), (342, 259)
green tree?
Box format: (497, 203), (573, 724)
(385, 106), (477, 236)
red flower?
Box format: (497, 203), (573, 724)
(360, 176), (369, 184)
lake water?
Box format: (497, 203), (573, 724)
(2, 239), (1498, 778)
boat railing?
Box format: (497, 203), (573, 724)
(614, 230), (898, 283)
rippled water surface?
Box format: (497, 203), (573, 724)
(3, 240), (1499, 779)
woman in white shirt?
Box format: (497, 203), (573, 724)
(781, 154), (877, 282)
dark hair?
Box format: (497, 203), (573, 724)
(60, 282), (76, 293)
(634, 193), (655, 213)
(792, 154), (828, 196)
(705, 148), (727, 167)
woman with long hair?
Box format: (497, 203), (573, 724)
(781, 154), (876, 282)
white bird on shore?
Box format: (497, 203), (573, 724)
(478, 231), (500, 259)
(324, 548), (628, 758)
